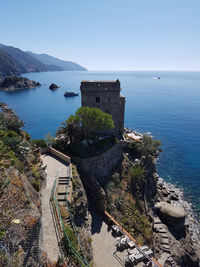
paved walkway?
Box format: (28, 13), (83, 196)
(40, 154), (69, 262)
(91, 209), (127, 267)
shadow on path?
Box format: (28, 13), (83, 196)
(90, 205), (103, 235)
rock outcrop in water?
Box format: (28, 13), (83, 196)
(0, 76), (41, 91)
(49, 83), (60, 90)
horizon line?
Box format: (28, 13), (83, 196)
(86, 69), (200, 72)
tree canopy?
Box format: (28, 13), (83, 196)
(76, 107), (114, 137)
(57, 107), (115, 143)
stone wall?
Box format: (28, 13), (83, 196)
(48, 147), (71, 164)
(72, 142), (125, 184)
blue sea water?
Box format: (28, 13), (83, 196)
(0, 71), (200, 217)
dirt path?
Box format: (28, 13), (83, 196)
(40, 154), (69, 262)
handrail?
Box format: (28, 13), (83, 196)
(51, 171), (89, 267)
(105, 211), (162, 267)
(65, 165), (89, 265)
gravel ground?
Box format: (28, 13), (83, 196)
(40, 154), (69, 262)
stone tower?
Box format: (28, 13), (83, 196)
(80, 79), (125, 137)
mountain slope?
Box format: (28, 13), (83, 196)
(26, 51), (87, 71)
(0, 45), (47, 73)
(0, 43), (87, 78)
(0, 50), (20, 77)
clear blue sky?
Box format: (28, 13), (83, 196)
(1, 0), (200, 70)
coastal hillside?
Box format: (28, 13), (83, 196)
(0, 50), (20, 77)
(26, 51), (87, 71)
(0, 43), (87, 78)
(0, 44), (47, 75)
(0, 103), (46, 266)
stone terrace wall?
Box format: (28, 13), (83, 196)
(48, 147), (71, 164)
(72, 142), (126, 183)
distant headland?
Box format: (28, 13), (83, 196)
(0, 43), (87, 78)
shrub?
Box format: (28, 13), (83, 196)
(4, 116), (24, 133)
(30, 165), (40, 178)
(129, 135), (161, 159)
(59, 205), (69, 220)
(72, 179), (78, 188)
(32, 179), (40, 191)
(64, 225), (78, 250)
(32, 139), (47, 148)
(129, 165), (145, 181)
(22, 131), (31, 140)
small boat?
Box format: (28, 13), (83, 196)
(153, 77), (160, 80)
(64, 91), (79, 97)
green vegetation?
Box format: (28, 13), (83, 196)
(0, 112), (24, 133)
(0, 250), (8, 267)
(75, 106), (114, 143)
(54, 135), (116, 158)
(119, 201), (152, 245)
(129, 135), (161, 160)
(64, 225), (79, 251)
(57, 106), (114, 144)
(0, 106), (45, 266)
(57, 114), (81, 143)
(31, 139), (47, 148)
(54, 107), (116, 158)
(106, 158), (152, 245)
(57, 256), (64, 265)
(59, 205), (69, 221)
(0, 107), (44, 194)
(45, 132), (55, 146)
(130, 165), (145, 183)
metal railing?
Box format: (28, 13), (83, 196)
(51, 170), (89, 267)
(105, 211), (162, 267)
(65, 165), (89, 265)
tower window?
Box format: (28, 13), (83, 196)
(96, 97), (100, 103)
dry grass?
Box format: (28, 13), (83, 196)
(59, 205), (69, 220)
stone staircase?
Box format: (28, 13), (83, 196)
(57, 176), (70, 205)
(153, 217), (170, 253)
(153, 217), (178, 266)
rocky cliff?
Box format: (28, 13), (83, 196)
(70, 164), (93, 262)
(105, 134), (200, 266)
(70, 132), (200, 266)
(0, 103), (46, 266)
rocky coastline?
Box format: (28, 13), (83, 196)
(153, 173), (200, 266)
(156, 176), (200, 242)
(0, 76), (41, 91)
(124, 129), (200, 266)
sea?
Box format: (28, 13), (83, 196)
(0, 71), (200, 219)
